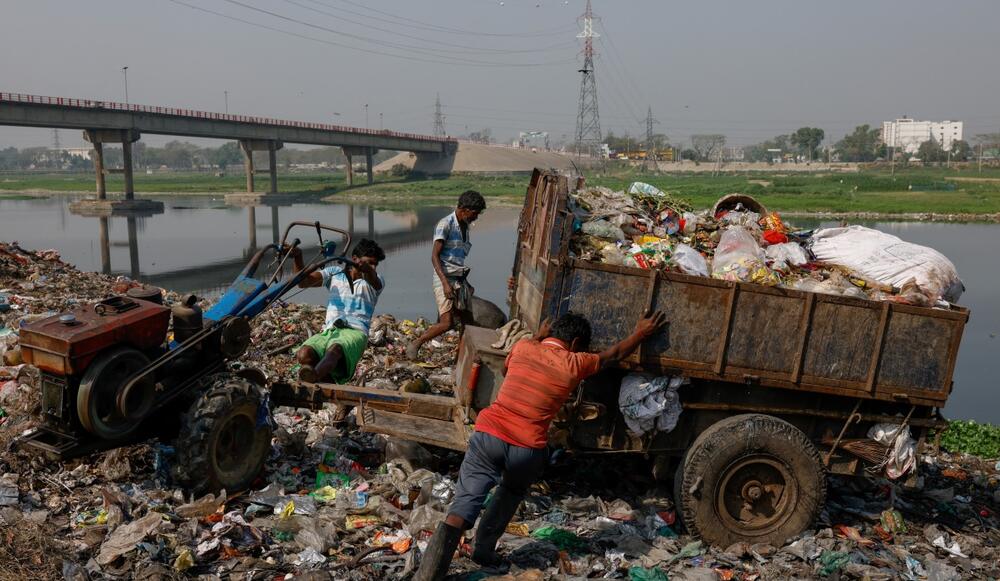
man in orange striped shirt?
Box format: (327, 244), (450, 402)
(415, 310), (667, 580)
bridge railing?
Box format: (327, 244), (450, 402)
(0, 92), (456, 144)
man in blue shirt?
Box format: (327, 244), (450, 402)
(289, 239), (386, 386)
(406, 190), (486, 360)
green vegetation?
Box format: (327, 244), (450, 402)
(4, 166), (1000, 215)
(940, 420), (1000, 458)
(585, 166), (1000, 215)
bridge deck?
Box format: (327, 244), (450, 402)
(0, 93), (455, 153)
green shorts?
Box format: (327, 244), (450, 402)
(300, 327), (368, 383)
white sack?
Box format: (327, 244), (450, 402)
(809, 226), (963, 302)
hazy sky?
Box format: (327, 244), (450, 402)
(3, 0), (1000, 149)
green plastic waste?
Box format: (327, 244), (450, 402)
(656, 525), (677, 538)
(309, 485), (338, 503)
(818, 550), (850, 576)
(628, 566), (669, 581)
(530, 526), (587, 552)
(668, 540), (703, 563)
(315, 471), (350, 489)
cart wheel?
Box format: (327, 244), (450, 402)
(675, 414), (826, 547)
(173, 375), (272, 495)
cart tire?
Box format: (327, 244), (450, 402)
(676, 414), (826, 547)
(172, 375), (272, 495)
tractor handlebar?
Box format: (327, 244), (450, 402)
(279, 221), (352, 256)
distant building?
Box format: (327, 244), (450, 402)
(881, 118), (963, 154)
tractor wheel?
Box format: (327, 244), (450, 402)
(77, 347), (151, 440)
(173, 375), (272, 495)
(675, 414), (826, 548)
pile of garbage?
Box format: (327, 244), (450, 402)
(2, 241), (997, 579)
(1, 409), (998, 579)
(570, 184), (964, 307)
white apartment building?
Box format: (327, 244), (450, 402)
(881, 118), (963, 154)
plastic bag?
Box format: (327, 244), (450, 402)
(531, 526), (587, 551)
(406, 504), (446, 534)
(809, 226), (963, 302)
(671, 244), (709, 277)
(720, 210), (761, 229)
(712, 228), (780, 286)
(868, 423), (916, 479)
(618, 373), (686, 436)
(581, 219), (626, 241)
(765, 242), (809, 271)
(627, 181), (666, 198)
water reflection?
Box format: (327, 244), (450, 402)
(71, 204), (164, 280)
(62, 197), (455, 296)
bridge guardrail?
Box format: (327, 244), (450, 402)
(0, 92), (456, 144)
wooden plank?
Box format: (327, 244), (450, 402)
(358, 408), (468, 451)
(866, 302), (892, 393)
(790, 293), (816, 383)
(714, 285), (738, 374)
(637, 269), (658, 362)
(941, 314), (967, 397)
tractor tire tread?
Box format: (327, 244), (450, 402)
(172, 375), (270, 495)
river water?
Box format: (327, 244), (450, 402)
(1, 195), (997, 423)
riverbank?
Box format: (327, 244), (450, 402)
(5, 168), (1000, 217)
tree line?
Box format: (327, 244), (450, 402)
(0, 141), (394, 171)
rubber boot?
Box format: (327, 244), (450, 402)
(472, 486), (522, 571)
(414, 522), (463, 581)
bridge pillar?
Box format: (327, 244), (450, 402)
(365, 148), (374, 185)
(121, 130), (135, 200)
(92, 141), (107, 200)
(240, 141), (255, 193)
(80, 129), (160, 212)
(268, 141), (279, 194)
(343, 146), (377, 187)
(240, 139), (283, 194)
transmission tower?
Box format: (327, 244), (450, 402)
(573, 0), (601, 160)
(433, 93), (446, 137)
(52, 129), (61, 151)
(643, 105), (660, 172)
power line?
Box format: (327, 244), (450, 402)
(216, 0), (576, 65)
(321, 0), (578, 38)
(596, 21), (647, 109)
(595, 37), (643, 125)
(165, 0), (576, 68)
(283, 0), (577, 54)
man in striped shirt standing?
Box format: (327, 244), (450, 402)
(415, 310), (668, 580)
(406, 190), (486, 360)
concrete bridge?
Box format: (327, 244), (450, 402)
(0, 92), (457, 204)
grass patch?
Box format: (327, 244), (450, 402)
(4, 166), (1000, 214)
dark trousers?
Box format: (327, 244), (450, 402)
(448, 431), (548, 526)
